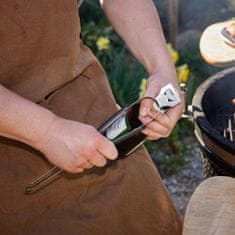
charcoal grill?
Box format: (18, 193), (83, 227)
(192, 67), (235, 177)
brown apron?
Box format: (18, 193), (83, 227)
(0, 1), (182, 234)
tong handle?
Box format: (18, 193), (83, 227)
(25, 166), (62, 194)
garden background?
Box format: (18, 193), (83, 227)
(79, 0), (235, 213)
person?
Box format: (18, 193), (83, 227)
(0, 0), (184, 234)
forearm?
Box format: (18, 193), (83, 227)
(0, 85), (56, 147)
(101, 0), (178, 87)
(0, 85), (118, 172)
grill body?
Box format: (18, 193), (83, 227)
(192, 67), (235, 177)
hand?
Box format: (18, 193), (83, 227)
(34, 117), (118, 173)
(139, 74), (185, 140)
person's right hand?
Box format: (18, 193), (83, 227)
(34, 117), (118, 173)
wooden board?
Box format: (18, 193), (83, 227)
(183, 176), (235, 235)
(200, 21), (235, 67)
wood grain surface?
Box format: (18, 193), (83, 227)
(183, 176), (235, 235)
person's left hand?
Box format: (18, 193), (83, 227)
(138, 73), (185, 140)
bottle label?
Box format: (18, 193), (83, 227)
(106, 116), (128, 140)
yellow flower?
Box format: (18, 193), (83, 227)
(96, 36), (110, 50)
(139, 78), (147, 97)
(177, 64), (190, 83)
(167, 43), (179, 64)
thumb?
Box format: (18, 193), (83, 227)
(139, 98), (154, 117)
(97, 135), (118, 160)
(139, 80), (161, 117)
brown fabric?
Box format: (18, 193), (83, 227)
(0, 0), (97, 102)
(0, 1), (182, 234)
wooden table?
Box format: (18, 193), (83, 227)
(183, 176), (235, 235)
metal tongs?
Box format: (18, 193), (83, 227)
(25, 84), (181, 194)
(25, 103), (149, 194)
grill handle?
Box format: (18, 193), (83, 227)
(179, 83), (193, 120)
(181, 105), (193, 120)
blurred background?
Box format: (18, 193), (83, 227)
(79, 0), (235, 214)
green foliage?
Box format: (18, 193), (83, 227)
(145, 119), (192, 176)
(145, 141), (188, 176)
(106, 52), (147, 106)
(79, 0), (103, 24)
(160, 154), (189, 176)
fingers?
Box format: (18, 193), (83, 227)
(96, 135), (118, 160)
(139, 97), (155, 117)
(139, 79), (167, 140)
(80, 134), (118, 169)
(166, 102), (184, 124)
(141, 114), (170, 140)
(71, 163), (93, 174)
(142, 127), (161, 140)
(139, 78), (160, 118)
(82, 161), (94, 169)
(77, 145), (116, 170)
(67, 135), (118, 173)
(73, 167), (85, 174)
(141, 105), (184, 140)
(67, 155), (94, 173)
(142, 119), (170, 138)
(87, 150), (107, 167)
(66, 151), (106, 173)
